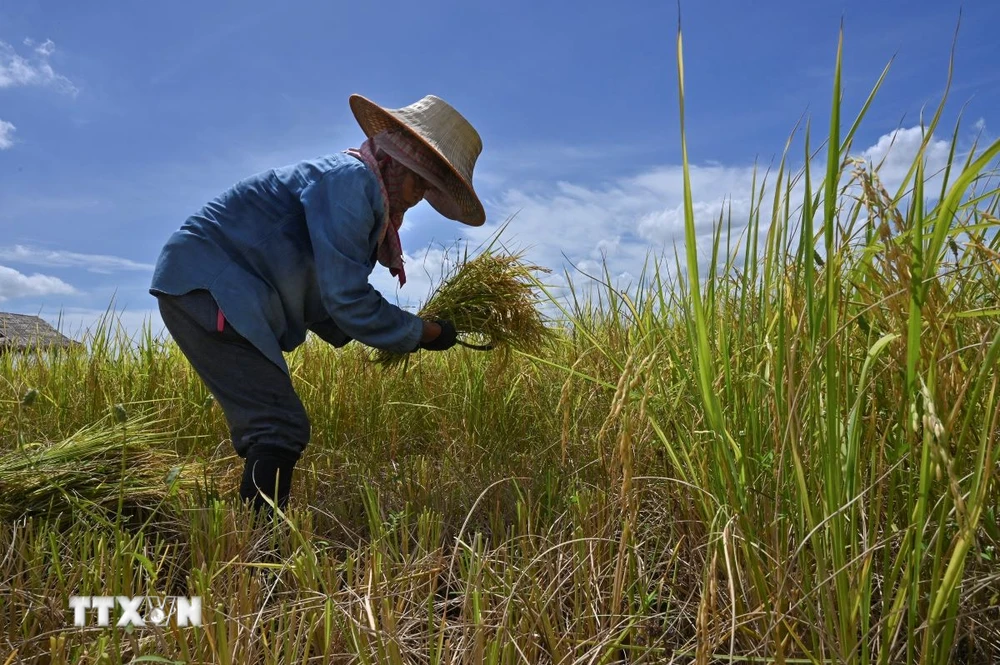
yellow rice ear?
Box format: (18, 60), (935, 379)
(372, 247), (553, 367)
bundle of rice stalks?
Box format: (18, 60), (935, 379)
(374, 247), (554, 366)
(0, 412), (204, 521)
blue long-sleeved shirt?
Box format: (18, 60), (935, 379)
(149, 153), (424, 375)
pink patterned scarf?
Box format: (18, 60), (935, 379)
(344, 138), (411, 286)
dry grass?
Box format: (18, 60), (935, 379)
(0, 413), (205, 523)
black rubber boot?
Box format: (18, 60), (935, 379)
(239, 445), (298, 518)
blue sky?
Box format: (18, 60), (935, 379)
(1, 0), (997, 340)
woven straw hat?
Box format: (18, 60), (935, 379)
(349, 94), (486, 226)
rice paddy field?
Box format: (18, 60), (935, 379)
(3, 32), (1000, 664)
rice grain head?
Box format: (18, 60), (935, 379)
(374, 248), (554, 367)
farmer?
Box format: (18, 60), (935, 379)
(149, 94), (486, 517)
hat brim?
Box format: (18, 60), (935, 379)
(349, 94), (486, 227)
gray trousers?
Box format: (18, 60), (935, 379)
(156, 289), (309, 461)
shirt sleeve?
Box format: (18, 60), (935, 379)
(307, 320), (352, 348)
(300, 162), (423, 353)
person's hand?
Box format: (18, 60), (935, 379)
(419, 319), (458, 351)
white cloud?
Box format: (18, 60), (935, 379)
(974, 118), (986, 133)
(859, 126), (951, 192)
(0, 245), (154, 273)
(0, 119), (14, 149)
(0, 265), (77, 302)
(456, 161), (764, 303)
(27, 38), (55, 57)
(0, 38), (77, 94)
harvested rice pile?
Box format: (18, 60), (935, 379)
(374, 248), (554, 366)
(0, 413), (201, 521)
